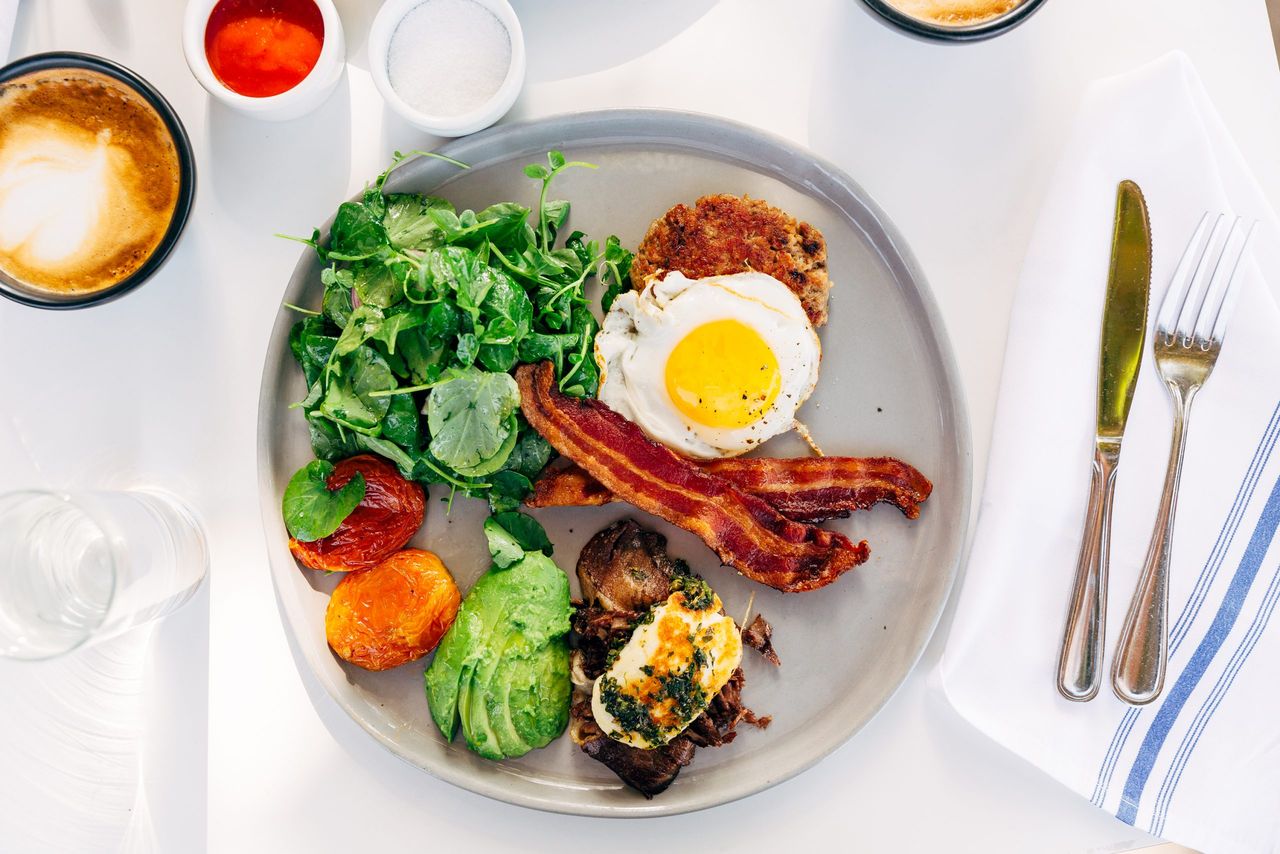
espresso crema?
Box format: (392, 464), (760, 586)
(886, 0), (1022, 25)
(0, 69), (181, 295)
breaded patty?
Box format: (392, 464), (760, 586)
(630, 194), (831, 327)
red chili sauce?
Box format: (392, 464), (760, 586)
(204, 0), (325, 98)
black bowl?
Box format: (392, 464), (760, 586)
(859, 0), (1047, 42)
(0, 52), (196, 310)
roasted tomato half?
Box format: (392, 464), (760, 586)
(288, 454), (425, 572)
(325, 549), (461, 671)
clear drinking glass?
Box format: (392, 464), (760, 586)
(0, 489), (208, 660)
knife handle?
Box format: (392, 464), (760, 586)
(1057, 443), (1120, 702)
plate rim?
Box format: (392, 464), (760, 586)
(256, 107), (973, 818)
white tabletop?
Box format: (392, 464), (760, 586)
(7, 0), (1280, 851)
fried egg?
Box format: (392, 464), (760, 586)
(591, 578), (743, 749)
(594, 271), (821, 459)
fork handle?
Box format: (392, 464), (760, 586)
(1058, 442), (1120, 702)
(1113, 387), (1196, 705)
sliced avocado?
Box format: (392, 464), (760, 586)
(488, 634), (537, 757)
(462, 607), (525, 759)
(424, 610), (475, 738)
(424, 549), (573, 760)
(508, 639), (570, 749)
(425, 584), (508, 739)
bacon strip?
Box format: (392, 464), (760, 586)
(516, 362), (868, 593)
(529, 457), (932, 522)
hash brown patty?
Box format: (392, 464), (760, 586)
(629, 194), (831, 327)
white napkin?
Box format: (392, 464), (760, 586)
(940, 53), (1280, 854)
(0, 0), (17, 63)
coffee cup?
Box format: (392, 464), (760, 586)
(0, 53), (196, 309)
(859, 0), (1047, 41)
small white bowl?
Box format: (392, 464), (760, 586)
(368, 0), (526, 137)
(182, 0), (346, 122)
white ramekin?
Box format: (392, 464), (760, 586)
(368, 0), (526, 137)
(182, 0), (346, 122)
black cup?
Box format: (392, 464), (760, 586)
(0, 52), (197, 309)
(859, 0), (1047, 42)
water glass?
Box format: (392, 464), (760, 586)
(0, 489), (208, 660)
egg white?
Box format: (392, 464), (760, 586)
(594, 271), (821, 459)
(590, 589), (743, 749)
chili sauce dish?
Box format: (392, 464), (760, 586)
(182, 0), (346, 121)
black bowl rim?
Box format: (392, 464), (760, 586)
(859, 0), (1048, 41)
(0, 51), (197, 310)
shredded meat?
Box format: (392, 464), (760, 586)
(742, 613), (781, 667)
(529, 457), (933, 522)
(571, 702), (695, 798)
(517, 362), (868, 593)
(630, 194), (832, 327)
(570, 521), (774, 798)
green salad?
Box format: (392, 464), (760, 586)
(286, 150), (633, 510)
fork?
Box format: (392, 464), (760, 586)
(1111, 213), (1256, 705)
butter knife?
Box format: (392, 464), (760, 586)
(1057, 180), (1152, 702)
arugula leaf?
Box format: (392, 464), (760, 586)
(600, 234), (634, 314)
(455, 332), (480, 366)
(351, 257), (407, 308)
(480, 268), (532, 339)
(329, 201), (386, 259)
(282, 460), (366, 542)
(451, 415), (519, 476)
(383, 393), (420, 449)
(425, 301), (460, 341)
(289, 317), (336, 387)
(426, 368), (520, 469)
(477, 341), (517, 372)
(397, 327), (447, 385)
(502, 426), (552, 478)
(482, 511), (553, 568)
(334, 305), (385, 358)
(321, 267), (354, 327)
(483, 517), (524, 569)
(320, 347), (395, 433)
(307, 414), (356, 461)
(384, 193), (453, 249)
(371, 307), (427, 354)
(486, 470), (532, 513)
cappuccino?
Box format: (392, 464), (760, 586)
(0, 69), (182, 296)
(886, 0), (1022, 25)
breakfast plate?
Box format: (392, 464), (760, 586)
(257, 109), (971, 816)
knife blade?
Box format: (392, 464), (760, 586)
(1097, 181), (1153, 441)
(1057, 180), (1152, 702)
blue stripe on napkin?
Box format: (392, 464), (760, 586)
(1116, 471), (1280, 824)
(1090, 400), (1280, 808)
(1151, 559), (1280, 834)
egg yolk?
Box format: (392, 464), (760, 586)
(664, 319), (781, 429)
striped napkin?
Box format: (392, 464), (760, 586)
(940, 53), (1280, 854)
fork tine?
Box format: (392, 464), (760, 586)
(1157, 212), (1215, 336)
(1174, 214), (1229, 341)
(1204, 218), (1258, 345)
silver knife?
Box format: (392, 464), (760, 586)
(1057, 180), (1152, 702)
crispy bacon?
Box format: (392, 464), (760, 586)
(528, 457), (932, 522)
(516, 362), (868, 593)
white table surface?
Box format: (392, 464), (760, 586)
(6, 0), (1280, 851)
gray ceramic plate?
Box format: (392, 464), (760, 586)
(257, 110), (971, 817)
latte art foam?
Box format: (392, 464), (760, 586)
(886, 0), (1021, 25)
(0, 70), (181, 295)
